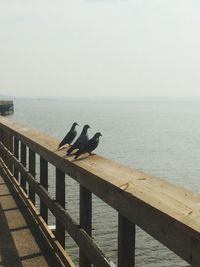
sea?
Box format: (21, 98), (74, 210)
(8, 97), (200, 267)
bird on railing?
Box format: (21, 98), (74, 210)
(66, 124), (90, 155)
(74, 132), (102, 159)
(58, 122), (78, 149)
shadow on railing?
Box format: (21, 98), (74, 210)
(0, 116), (200, 267)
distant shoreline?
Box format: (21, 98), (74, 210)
(11, 96), (200, 103)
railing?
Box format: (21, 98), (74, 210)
(0, 116), (200, 267)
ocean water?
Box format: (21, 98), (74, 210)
(8, 97), (200, 266)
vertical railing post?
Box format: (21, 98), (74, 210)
(20, 142), (27, 193)
(0, 129), (4, 143)
(0, 129), (6, 162)
(56, 168), (65, 248)
(14, 137), (19, 181)
(118, 214), (135, 267)
(0, 129), (3, 143)
(40, 156), (48, 223)
(29, 148), (36, 205)
(7, 132), (13, 172)
(1, 130), (13, 171)
(79, 185), (92, 267)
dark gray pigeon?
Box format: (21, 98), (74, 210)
(67, 124), (90, 155)
(58, 122), (78, 148)
(74, 132), (102, 159)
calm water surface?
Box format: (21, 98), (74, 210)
(9, 98), (200, 266)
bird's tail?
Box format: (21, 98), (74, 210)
(67, 146), (74, 155)
(58, 140), (64, 148)
(74, 150), (81, 160)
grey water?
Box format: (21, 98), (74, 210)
(9, 97), (200, 266)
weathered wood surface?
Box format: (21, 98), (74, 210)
(29, 148), (36, 204)
(40, 156), (48, 223)
(1, 117), (200, 266)
(56, 168), (65, 248)
(0, 144), (115, 267)
(14, 137), (19, 180)
(0, 143), (115, 267)
(118, 214), (135, 267)
(20, 142), (27, 192)
(0, 157), (76, 267)
(0, 166), (63, 267)
(79, 186), (92, 267)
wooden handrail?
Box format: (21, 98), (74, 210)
(0, 156), (75, 267)
(0, 116), (200, 266)
(0, 144), (114, 267)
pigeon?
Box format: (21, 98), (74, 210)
(74, 132), (102, 159)
(67, 124), (90, 155)
(58, 122), (78, 148)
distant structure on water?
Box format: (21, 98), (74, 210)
(0, 100), (14, 115)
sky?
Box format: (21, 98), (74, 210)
(1, 0), (200, 98)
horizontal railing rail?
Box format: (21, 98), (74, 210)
(0, 116), (200, 267)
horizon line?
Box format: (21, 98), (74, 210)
(3, 95), (200, 99)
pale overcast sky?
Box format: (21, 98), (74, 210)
(1, 0), (200, 98)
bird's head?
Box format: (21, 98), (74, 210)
(94, 132), (102, 138)
(84, 124), (90, 130)
(72, 122), (78, 128)
(81, 124), (90, 134)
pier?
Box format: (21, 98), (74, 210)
(0, 101), (14, 115)
(0, 116), (200, 266)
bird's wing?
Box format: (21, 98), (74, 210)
(59, 133), (70, 147)
(75, 137), (98, 159)
(86, 138), (98, 152)
(67, 135), (81, 154)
